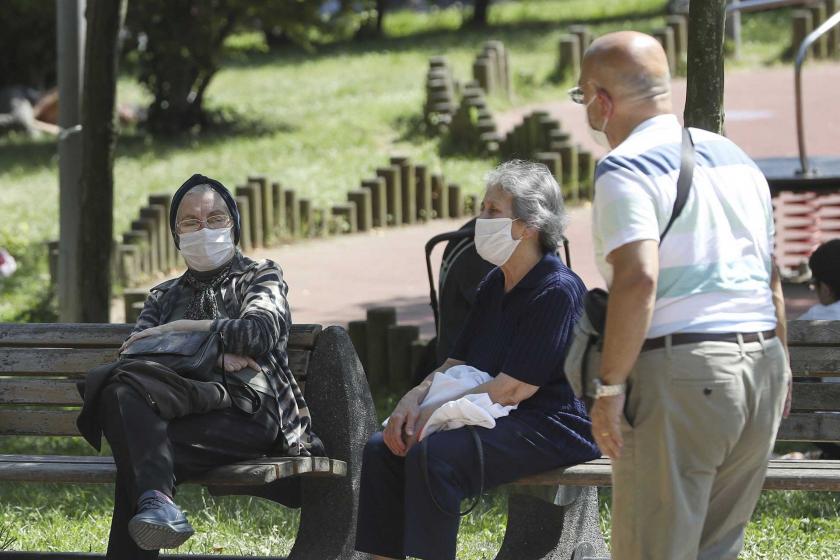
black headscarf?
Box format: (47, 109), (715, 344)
(169, 174), (241, 248)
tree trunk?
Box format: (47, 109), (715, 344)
(78, 0), (126, 321)
(375, 0), (386, 34)
(470, 0), (491, 27)
(684, 0), (726, 133)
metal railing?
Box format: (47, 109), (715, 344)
(726, 0), (812, 14)
(795, 10), (840, 176)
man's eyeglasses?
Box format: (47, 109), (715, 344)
(176, 215), (231, 233)
(567, 86), (586, 105)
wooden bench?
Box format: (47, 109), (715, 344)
(0, 322), (378, 559)
(505, 320), (840, 560)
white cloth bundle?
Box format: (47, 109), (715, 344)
(417, 365), (517, 441)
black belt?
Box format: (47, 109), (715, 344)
(642, 330), (776, 352)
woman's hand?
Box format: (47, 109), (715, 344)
(217, 353), (261, 373)
(402, 404), (437, 454)
(383, 389), (423, 457)
(119, 320), (206, 353)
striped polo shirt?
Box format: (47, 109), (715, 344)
(592, 114), (777, 338)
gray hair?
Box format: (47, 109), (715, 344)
(485, 160), (567, 252)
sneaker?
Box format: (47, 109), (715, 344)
(128, 490), (195, 550)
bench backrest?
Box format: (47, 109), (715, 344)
(0, 321), (837, 443)
(0, 323), (321, 438)
(784, 320), (840, 443)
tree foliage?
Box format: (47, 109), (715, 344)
(0, 0), (56, 90)
(125, 0), (335, 134)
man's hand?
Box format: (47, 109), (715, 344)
(590, 393), (626, 459)
(383, 390), (422, 457)
(217, 353), (260, 373)
(783, 375), (793, 419)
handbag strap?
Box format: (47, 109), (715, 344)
(659, 127), (695, 244)
(422, 425), (484, 517)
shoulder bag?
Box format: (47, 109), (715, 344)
(564, 127), (696, 399)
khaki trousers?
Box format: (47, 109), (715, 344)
(611, 335), (788, 560)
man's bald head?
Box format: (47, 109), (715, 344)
(581, 31), (671, 106)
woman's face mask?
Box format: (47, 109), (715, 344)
(474, 217), (521, 267)
(179, 227), (235, 271)
(175, 188), (235, 271)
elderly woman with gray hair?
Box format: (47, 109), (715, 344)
(354, 160), (600, 560)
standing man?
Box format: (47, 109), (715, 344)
(572, 31), (791, 559)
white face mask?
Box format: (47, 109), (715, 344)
(178, 227), (235, 272)
(586, 96), (611, 149)
(474, 218), (521, 266)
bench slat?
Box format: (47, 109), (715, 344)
(777, 412), (840, 442)
(512, 459), (840, 491)
(0, 348), (116, 376)
(791, 382), (840, 412)
(0, 379), (82, 405)
(0, 454), (346, 485)
(788, 320), (840, 345)
(0, 409), (79, 436)
(789, 346), (840, 375)
(0, 323), (322, 350)
(0, 347), (311, 379)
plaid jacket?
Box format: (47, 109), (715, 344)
(132, 251), (323, 456)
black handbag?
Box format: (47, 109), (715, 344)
(121, 331), (224, 382)
(121, 330), (262, 415)
(564, 128), (696, 399)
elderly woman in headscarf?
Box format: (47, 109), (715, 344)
(354, 160), (600, 560)
(94, 174), (322, 558)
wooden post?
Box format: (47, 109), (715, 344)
(299, 198), (315, 237)
(123, 288), (148, 324)
(235, 195), (252, 252)
(568, 25), (592, 54)
(536, 152), (563, 188)
(348, 189), (373, 232)
(139, 206), (167, 274)
(47, 240), (60, 287)
(148, 194), (175, 270)
(666, 14), (689, 74)
(410, 339), (430, 379)
(117, 244), (139, 287)
(557, 35), (581, 80)
(415, 165), (433, 222)
(236, 184), (263, 248)
(285, 190), (299, 238)
(448, 184), (463, 218)
(248, 175), (274, 245)
(578, 150), (596, 200)
(685, 0), (727, 133)
(809, 3), (828, 59)
(123, 230), (150, 278)
(653, 27), (677, 76)
(558, 143), (579, 202)
(332, 202), (358, 234)
(348, 320), (369, 371)
(387, 324), (420, 392)
(473, 56), (493, 94)
(466, 194), (480, 216)
(366, 307), (397, 394)
(390, 156), (417, 225)
(362, 178), (387, 228)
(376, 166), (402, 226)
(271, 181), (286, 237)
(131, 218), (159, 276)
(431, 174), (449, 219)
(826, 0), (839, 57)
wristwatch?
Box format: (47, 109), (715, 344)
(592, 378), (626, 399)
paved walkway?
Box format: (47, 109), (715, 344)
(117, 64), (840, 330)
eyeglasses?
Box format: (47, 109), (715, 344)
(176, 215), (231, 233)
(568, 86), (586, 105)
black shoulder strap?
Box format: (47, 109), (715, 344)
(660, 127), (695, 244)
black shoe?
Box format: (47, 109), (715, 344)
(128, 490), (195, 550)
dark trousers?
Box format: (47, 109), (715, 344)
(355, 413), (597, 560)
(98, 381), (280, 559)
